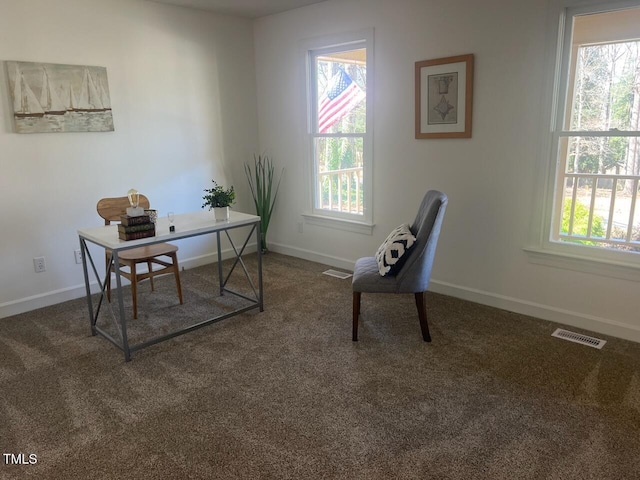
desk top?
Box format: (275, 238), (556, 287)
(78, 210), (260, 250)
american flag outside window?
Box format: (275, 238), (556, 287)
(317, 68), (365, 133)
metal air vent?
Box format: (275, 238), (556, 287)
(322, 269), (352, 279)
(551, 328), (606, 349)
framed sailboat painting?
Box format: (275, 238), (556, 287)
(6, 61), (114, 133)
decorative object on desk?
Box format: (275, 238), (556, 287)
(167, 211), (175, 232)
(118, 227), (155, 241)
(118, 213), (155, 241)
(202, 180), (235, 222)
(214, 206), (229, 222)
(118, 222), (155, 234)
(126, 189), (145, 217)
(415, 54), (474, 139)
(119, 193), (154, 240)
(120, 214), (151, 226)
(245, 154), (283, 252)
(144, 209), (158, 224)
(6, 60), (114, 134)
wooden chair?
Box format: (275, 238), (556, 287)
(97, 195), (183, 319)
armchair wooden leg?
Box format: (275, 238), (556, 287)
(352, 292), (361, 341)
(415, 292), (431, 342)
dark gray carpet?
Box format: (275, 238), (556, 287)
(1, 253), (639, 479)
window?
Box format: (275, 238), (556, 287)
(305, 30), (373, 231)
(547, 2), (640, 262)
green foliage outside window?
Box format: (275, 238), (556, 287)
(561, 200), (605, 245)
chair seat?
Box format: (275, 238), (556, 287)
(352, 256), (401, 294)
(118, 243), (178, 262)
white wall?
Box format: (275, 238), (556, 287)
(3, 0), (639, 344)
(254, 0), (640, 342)
(0, 0), (258, 316)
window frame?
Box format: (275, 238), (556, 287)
(527, 0), (640, 279)
(302, 29), (374, 234)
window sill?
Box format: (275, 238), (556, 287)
(524, 246), (640, 282)
(302, 213), (374, 235)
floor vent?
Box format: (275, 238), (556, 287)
(551, 328), (606, 349)
(323, 269), (352, 279)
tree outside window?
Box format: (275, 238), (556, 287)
(553, 6), (640, 252)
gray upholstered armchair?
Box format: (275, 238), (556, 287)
(352, 190), (448, 341)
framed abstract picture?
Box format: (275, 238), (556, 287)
(415, 54), (473, 139)
(6, 60), (114, 134)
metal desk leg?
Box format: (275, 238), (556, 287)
(112, 251), (132, 362)
(256, 220), (264, 312)
(217, 230), (224, 295)
(80, 238), (96, 336)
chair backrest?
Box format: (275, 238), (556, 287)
(395, 190), (448, 293)
(97, 194), (151, 225)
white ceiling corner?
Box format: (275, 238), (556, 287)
(146, 0), (329, 18)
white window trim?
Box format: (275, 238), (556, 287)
(301, 212), (374, 235)
(301, 28), (374, 235)
(526, 0), (640, 281)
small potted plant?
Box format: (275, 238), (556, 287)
(202, 180), (235, 221)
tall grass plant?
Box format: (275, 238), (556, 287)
(245, 154), (283, 252)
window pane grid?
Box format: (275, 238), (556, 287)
(557, 132), (640, 249)
(546, 4), (640, 260)
(310, 40), (368, 218)
(314, 136), (364, 215)
(558, 171), (640, 251)
(314, 49), (366, 135)
(566, 40), (640, 132)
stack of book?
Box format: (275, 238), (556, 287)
(118, 214), (155, 241)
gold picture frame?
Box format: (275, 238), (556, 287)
(415, 54), (473, 139)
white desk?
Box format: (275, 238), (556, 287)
(78, 210), (263, 361)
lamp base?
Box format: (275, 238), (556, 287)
(126, 206), (145, 217)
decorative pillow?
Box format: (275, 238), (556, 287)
(375, 224), (416, 276)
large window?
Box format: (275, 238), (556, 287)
(549, 3), (640, 259)
(306, 31), (373, 229)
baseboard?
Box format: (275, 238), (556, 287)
(0, 245), (256, 319)
(0, 285), (98, 320)
(269, 241), (640, 344)
(428, 280), (640, 344)
(4, 241), (639, 345)
(268, 242), (356, 271)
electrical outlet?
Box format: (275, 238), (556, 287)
(33, 256), (46, 273)
(74, 249), (83, 264)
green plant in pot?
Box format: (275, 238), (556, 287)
(245, 154), (283, 252)
(202, 180), (235, 222)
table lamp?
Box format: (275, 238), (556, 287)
(126, 189), (145, 216)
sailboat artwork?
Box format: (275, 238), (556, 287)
(39, 67), (66, 115)
(12, 65), (44, 118)
(6, 61), (114, 133)
(76, 68), (105, 112)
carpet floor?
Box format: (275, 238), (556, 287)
(1, 253), (639, 479)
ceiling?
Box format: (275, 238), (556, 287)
(147, 0), (328, 18)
